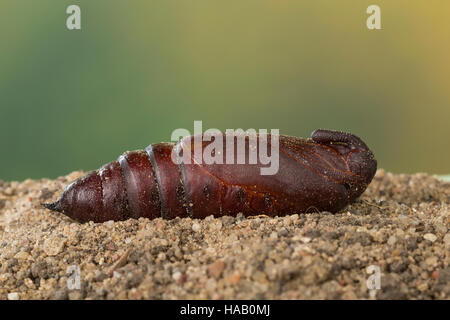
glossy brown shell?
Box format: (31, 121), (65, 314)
(44, 129), (377, 223)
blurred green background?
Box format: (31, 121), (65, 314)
(0, 1), (449, 181)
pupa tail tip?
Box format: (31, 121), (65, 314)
(41, 201), (60, 212)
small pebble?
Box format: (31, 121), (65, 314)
(192, 223), (201, 233)
(7, 292), (19, 300)
(207, 260), (225, 279)
(387, 236), (397, 246)
(443, 234), (450, 248)
(423, 233), (437, 242)
(43, 237), (65, 256)
(228, 272), (241, 285)
(172, 271), (182, 282)
(425, 256), (438, 267)
(14, 251), (30, 260)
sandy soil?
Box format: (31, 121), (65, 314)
(0, 169), (449, 300)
